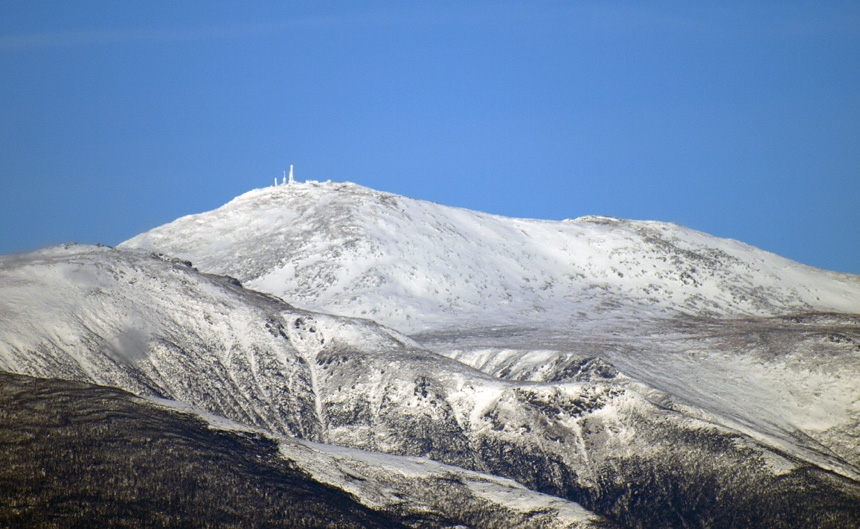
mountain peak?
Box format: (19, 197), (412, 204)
(121, 183), (860, 333)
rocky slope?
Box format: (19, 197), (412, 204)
(416, 313), (860, 485)
(1, 371), (614, 528)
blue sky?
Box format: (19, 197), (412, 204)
(2, 2), (858, 274)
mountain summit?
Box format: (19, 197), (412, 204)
(121, 181), (860, 333)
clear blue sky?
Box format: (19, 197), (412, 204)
(2, 2), (858, 274)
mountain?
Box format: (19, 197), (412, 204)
(119, 180), (860, 486)
(121, 181), (860, 334)
(2, 243), (859, 528)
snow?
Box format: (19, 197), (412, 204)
(285, 440), (604, 525)
(0, 245), (322, 439)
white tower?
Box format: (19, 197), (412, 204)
(288, 164), (295, 185)
(282, 171), (287, 186)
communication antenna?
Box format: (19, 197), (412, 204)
(289, 164), (295, 184)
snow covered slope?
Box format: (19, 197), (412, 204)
(0, 244), (321, 438)
(121, 181), (860, 334)
(2, 244), (857, 528)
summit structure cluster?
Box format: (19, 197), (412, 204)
(276, 165), (296, 186)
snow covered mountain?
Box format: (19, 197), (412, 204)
(2, 244), (858, 528)
(118, 180), (860, 492)
(121, 181), (860, 334)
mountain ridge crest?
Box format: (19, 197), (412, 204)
(120, 181), (860, 333)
